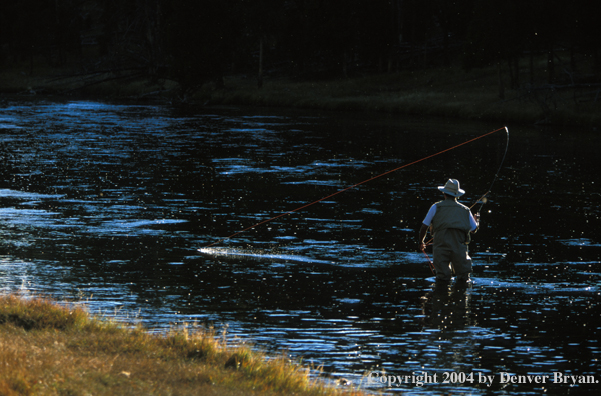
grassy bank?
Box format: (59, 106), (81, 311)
(0, 295), (367, 396)
(200, 67), (601, 128)
(2, 60), (600, 128)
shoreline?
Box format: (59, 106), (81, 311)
(0, 294), (366, 395)
(2, 64), (600, 129)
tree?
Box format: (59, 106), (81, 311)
(98, 0), (165, 76)
(354, 0), (401, 72)
(434, 0), (474, 66)
(570, 0), (601, 77)
(164, 0), (238, 95)
(8, 0), (55, 71)
(237, 0), (286, 88)
(462, 0), (528, 94)
(528, 0), (570, 84)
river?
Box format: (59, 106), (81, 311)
(0, 98), (599, 394)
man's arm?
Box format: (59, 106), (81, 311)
(469, 212), (480, 233)
(418, 204), (436, 251)
(418, 223), (429, 252)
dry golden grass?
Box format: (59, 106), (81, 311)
(0, 295), (369, 396)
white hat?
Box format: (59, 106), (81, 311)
(438, 179), (465, 197)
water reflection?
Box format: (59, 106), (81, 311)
(0, 99), (599, 394)
(420, 282), (472, 331)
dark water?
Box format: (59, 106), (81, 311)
(0, 99), (599, 394)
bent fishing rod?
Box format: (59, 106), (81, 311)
(205, 126), (509, 249)
(421, 126), (509, 274)
(472, 126), (509, 213)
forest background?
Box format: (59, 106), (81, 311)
(1, 0), (600, 127)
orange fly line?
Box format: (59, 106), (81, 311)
(206, 126), (509, 248)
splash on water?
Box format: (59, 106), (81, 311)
(197, 247), (334, 265)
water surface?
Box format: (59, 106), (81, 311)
(0, 99), (599, 394)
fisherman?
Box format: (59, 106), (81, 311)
(418, 179), (479, 283)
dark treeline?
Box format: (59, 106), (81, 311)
(1, 0), (599, 93)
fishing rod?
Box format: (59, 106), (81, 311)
(471, 126), (510, 214)
(421, 126), (509, 275)
(205, 126), (509, 249)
